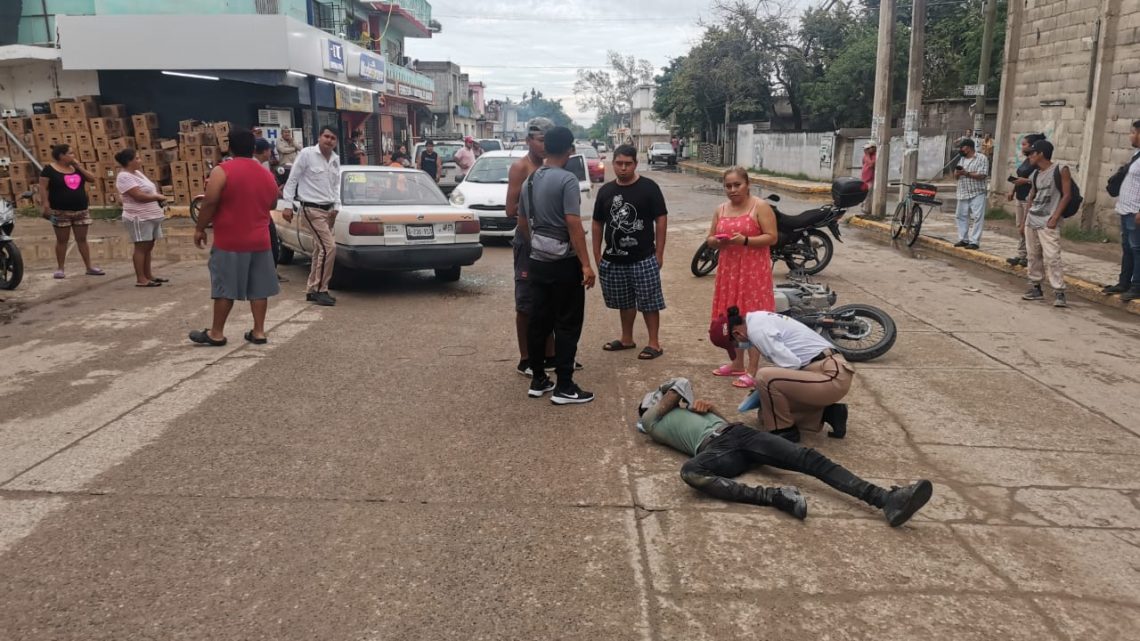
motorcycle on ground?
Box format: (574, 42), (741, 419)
(0, 192), (29, 290)
(775, 277), (897, 362)
(690, 177), (868, 278)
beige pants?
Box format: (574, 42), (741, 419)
(1025, 225), (1065, 291)
(301, 207), (337, 293)
(756, 353), (855, 431)
(1014, 201), (1028, 258)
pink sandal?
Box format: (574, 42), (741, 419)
(712, 364), (746, 377)
(53, 270), (65, 279)
(732, 374), (756, 389)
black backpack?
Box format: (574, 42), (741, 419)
(1107, 151), (1140, 197)
(1032, 166), (1082, 218)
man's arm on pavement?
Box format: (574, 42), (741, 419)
(641, 390), (683, 432)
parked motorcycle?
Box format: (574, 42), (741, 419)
(775, 277), (897, 362)
(0, 192), (28, 290)
(690, 178), (868, 278)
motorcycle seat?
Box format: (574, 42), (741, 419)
(776, 207), (833, 232)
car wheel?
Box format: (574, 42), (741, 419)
(434, 266), (461, 282)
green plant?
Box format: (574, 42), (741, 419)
(986, 207), (1012, 221)
(1060, 223), (1111, 243)
(90, 207), (122, 220)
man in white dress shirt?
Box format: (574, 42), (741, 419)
(710, 307), (854, 442)
(283, 126), (341, 306)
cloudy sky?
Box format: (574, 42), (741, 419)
(402, 0), (718, 125)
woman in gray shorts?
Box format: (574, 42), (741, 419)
(115, 148), (169, 287)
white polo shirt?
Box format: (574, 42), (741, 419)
(744, 311), (836, 369)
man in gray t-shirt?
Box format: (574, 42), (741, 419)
(1021, 140), (1071, 307)
(519, 126), (597, 405)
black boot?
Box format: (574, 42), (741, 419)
(823, 403), (848, 439)
(763, 486), (807, 520)
(882, 480), (933, 527)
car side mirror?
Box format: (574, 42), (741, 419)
(767, 194), (781, 202)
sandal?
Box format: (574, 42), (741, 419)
(151, 277), (170, 283)
(712, 364), (746, 377)
(638, 346), (664, 360)
(603, 339), (637, 351)
(53, 271), (65, 279)
(85, 267), (106, 276)
(188, 329), (227, 346)
(135, 281), (162, 288)
(244, 330), (268, 345)
(732, 374), (756, 389)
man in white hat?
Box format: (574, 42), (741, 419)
(861, 142), (877, 215)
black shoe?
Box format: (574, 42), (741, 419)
(882, 480), (934, 527)
(770, 427), (801, 443)
(1102, 283), (1128, 294)
(767, 486), (807, 520)
(1123, 289), (1140, 302)
(965, 243), (980, 250)
(528, 376), (555, 398)
(517, 359), (534, 377)
(1005, 256), (1023, 266)
(310, 291), (336, 306)
(551, 382), (595, 405)
(953, 240), (969, 248)
(1019, 257), (1028, 267)
(823, 403), (848, 439)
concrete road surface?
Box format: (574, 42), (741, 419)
(1, 165), (1138, 640)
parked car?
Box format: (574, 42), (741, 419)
(477, 139), (504, 152)
(274, 166), (482, 282)
(413, 140), (465, 194)
(597, 143), (608, 153)
(576, 145), (606, 182)
(648, 142), (677, 166)
(448, 149), (593, 241)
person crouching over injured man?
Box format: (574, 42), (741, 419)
(637, 378), (933, 525)
(710, 306), (852, 442)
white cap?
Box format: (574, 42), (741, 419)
(864, 141), (877, 149)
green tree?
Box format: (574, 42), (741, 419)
(517, 89), (573, 128)
(574, 51), (656, 128)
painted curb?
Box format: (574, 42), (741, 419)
(848, 216), (1139, 317)
(679, 161), (831, 196)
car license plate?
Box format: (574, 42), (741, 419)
(406, 224), (435, 240)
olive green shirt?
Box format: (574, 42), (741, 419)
(640, 404), (727, 457)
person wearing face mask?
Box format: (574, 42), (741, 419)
(706, 166), (779, 389)
(709, 306), (854, 443)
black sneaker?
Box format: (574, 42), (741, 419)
(823, 403), (848, 439)
(528, 376), (555, 398)
(516, 359), (534, 377)
(770, 427), (801, 443)
(965, 243), (980, 250)
(953, 240), (969, 248)
(309, 291), (336, 306)
(1123, 289), (1140, 302)
(1022, 285), (1044, 301)
(1102, 283), (1128, 294)
(882, 480), (934, 527)
(769, 486), (808, 520)
(1005, 256), (1022, 266)
(551, 383), (595, 405)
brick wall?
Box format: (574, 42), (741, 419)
(1099, 4), (1140, 222)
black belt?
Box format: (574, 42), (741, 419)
(810, 348), (838, 364)
(300, 201), (334, 210)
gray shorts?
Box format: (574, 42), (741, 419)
(513, 236), (533, 314)
(208, 248), (280, 301)
(123, 218), (164, 243)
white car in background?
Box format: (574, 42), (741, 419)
(413, 140), (465, 194)
(274, 166), (482, 282)
(448, 149), (593, 241)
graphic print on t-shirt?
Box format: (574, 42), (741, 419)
(606, 194), (645, 257)
(64, 174), (83, 190)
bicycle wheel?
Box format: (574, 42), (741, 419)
(905, 204), (924, 247)
(890, 200), (909, 239)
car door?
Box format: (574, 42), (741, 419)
(566, 154), (591, 194)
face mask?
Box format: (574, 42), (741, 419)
(737, 340), (752, 350)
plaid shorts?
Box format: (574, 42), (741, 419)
(50, 209), (92, 228)
(600, 255), (666, 312)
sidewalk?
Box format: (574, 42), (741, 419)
(678, 160), (832, 195)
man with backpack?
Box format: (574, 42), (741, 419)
(1021, 140), (1073, 307)
(1105, 120), (1140, 302)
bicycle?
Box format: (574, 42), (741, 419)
(889, 182), (942, 247)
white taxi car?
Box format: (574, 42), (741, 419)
(448, 149), (593, 241)
(274, 166), (483, 282)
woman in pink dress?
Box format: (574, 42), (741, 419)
(707, 167), (779, 388)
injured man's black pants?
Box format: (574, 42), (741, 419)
(680, 423), (888, 507)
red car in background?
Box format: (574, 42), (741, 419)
(577, 145), (606, 183)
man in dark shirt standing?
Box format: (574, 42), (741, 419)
(592, 144), (668, 360)
(1006, 133), (1045, 267)
(521, 126), (596, 405)
(417, 140), (440, 184)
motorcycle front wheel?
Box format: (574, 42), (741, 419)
(691, 243), (719, 277)
(190, 196), (204, 224)
(0, 241), (23, 290)
(783, 229), (833, 275)
(823, 304), (897, 362)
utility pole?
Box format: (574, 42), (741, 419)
(900, 0), (927, 199)
(869, 0), (897, 218)
(974, 0), (999, 136)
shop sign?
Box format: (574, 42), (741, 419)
(322, 38), (345, 73)
(358, 51), (386, 82)
(398, 84), (414, 97)
(335, 85), (374, 113)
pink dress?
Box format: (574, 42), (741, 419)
(711, 200), (775, 319)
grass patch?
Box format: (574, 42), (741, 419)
(749, 167), (815, 182)
(1060, 222), (1112, 243)
(986, 207), (1013, 221)
(90, 207), (122, 220)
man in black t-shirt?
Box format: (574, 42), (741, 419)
(418, 140), (440, 183)
(1006, 133), (1045, 267)
(591, 144), (669, 360)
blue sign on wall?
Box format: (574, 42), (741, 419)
(323, 38), (345, 73)
(359, 51), (386, 82)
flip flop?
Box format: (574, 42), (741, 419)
(53, 271), (65, 279)
(135, 281), (162, 288)
(712, 364), (746, 377)
(188, 329), (227, 346)
(603, 339), (637, 351)
(85, 267), (106, 276)
(732, 374), (757, 389)
(637, 346), (664, 360)
(244, 330), (268, 345)
(151, 277), (170, 283)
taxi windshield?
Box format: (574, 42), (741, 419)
(340, 171), (449, 206)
